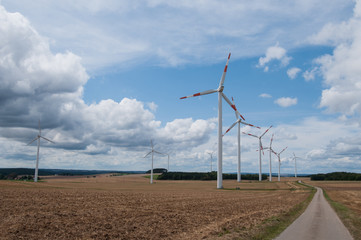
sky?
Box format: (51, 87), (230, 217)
(0, 0), (361, 174)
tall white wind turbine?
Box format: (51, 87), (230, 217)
(223, 97), (260, 182)
(144, 140), (165, 184)
(27, 120), (55, 182)
(180, 53), (243, 189)
(271, 146), (288, 182)
(242, 126), (272, 181)
(293, 152), (300, 178)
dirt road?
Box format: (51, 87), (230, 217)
(275, 187), (353, 240)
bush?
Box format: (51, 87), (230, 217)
(18, 175), (34, 181)
(146, 168), (167, 174)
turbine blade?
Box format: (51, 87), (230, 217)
(27, 137), (39, 145)
(231, 97), (239, 120)
(242, 132), (258, 138)
(218, 52), (231, 88)
(40, 136), (55, 144)
(223, 121), (238, 136)
(144, 152), (152, 158)
(239, 120), (260, 129)
(260, 125), (272, 138)
(260, 141), (265, 155)
(222, 93), (246, 120)
(280, 146), (288, 154)
(270, 134), (274, 147)
(154, 150), (165, 155)
(180, 89), (218, 99)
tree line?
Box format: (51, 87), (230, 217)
(157, 172), (267, 181)
(311, 172), (361, 181)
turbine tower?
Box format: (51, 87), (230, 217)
(223, 97), (260, 182)
(144, 140), (165, 184)
(180, 53), (244, 189)
(272, 146), (288, 181)
(268, 134), (275, 181)
(27, 120), (55, 182)
(207, 151), (215, 172)
(165, 152), (173, 172)
(242, 126), (272, 181)
(293, 152), (300, 178)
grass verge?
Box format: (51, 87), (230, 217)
(143, 175), (159, 180)
(249, 182), (316, 240)
(323, 189), (361, 240)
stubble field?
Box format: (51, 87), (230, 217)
(305, 180), (361, 215)
(0, 174), (311, 240)
(304, 180), (361, 239)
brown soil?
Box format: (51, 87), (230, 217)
(305, 180), (361, 216)
(0, 175), (310, 240)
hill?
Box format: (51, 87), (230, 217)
(311, 172), (361, 181)
(0, 168), (145, 180)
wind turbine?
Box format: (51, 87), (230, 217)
(242, 126), (272, 181)
(271, 146), (288, 182)
(180, 53), (244, 189)
(223, 97), (260, 182)
(268, 134), (275, 181)
(293, 152), (300, 178)
(27, 120), (55, 182)
(165, 152), (172, 172)
(207, 151), (215, 172)
(144, 140), (165, 184)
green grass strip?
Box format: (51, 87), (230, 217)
(323, 189), (361, 240)
(143, 175), (159, 180)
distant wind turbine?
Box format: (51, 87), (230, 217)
(242, 126), (272, 181)
(27, 120), (55, 182)
(268, 134), (275, 181)
(271, 146), (288, 182)
(223, 97), (260, 182)
(207, 151), (215, 172)
(165, 152), (172, 172)
(293, 152), (300, 178)
(144, 140), (165, 184)
(180, 53), (244, 189)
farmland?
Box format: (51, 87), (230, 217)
(0, 175), (311, 239)
(305, 180), (361, 239)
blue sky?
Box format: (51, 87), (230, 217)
(1, 1), (361, 174)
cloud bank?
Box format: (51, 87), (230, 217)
(0, 5), (216, 170)
(1, 0), (354, 70)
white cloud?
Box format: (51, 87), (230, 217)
(258, 44), (291, 71)
(222, 117), (361, 174)
(0, 5), (218, 171)
(0, 1), (354, 71)
(303, 67), (318, 81)
(287, 67), (301, 79)
(310, 0), (361, 120)
(1, 2), (361, 174)
(147, 102), (158, 112)
(259, 93), (272, 98)
(274, 97), (298, 107)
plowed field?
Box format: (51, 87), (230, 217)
(305, 181), (361, 215)
(0, 174), (311, 239)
